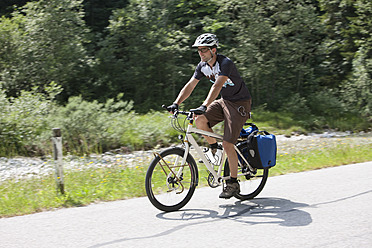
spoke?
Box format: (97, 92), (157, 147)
(155, 152), (185, 194)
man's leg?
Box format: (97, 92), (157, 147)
(196, 113), (240, 199)
(222, 140), (238, 178)
(194, 115), (217, 145)
(218, 140), (240, 199)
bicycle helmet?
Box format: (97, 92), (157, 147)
(192, 33), (219, 47)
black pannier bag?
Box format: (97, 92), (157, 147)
(244, 130), (277, 169)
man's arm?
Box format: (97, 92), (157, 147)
(202, 75), (228, 107)
(174, 77), (199, 105)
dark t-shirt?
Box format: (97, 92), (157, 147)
(193, 54), (251, 102)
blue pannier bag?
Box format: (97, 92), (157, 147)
(239, 123), (259, 138)
(246, 130), (277, 169)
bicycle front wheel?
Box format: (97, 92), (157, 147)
(224, 143), (269, 200)
(145, 147), (199, 212)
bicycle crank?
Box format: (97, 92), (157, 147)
(207, 172), (219, 188)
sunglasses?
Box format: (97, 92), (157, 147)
(197, 47), (211, 53)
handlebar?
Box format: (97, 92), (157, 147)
(162, 104), (259, 137)
(162, 104), (195, 119)
(162, 104), (195, 133)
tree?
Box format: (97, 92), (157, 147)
(219, 0), (325, 110)
(94, 0), (222, 112)
(341, 0), (372, 117)
(0, 0), (92, 100)
(0, 0), (30, 17)
(317, 0), (358, 88)
(83, 0), (129, 33)
(342, 47), (372, 117)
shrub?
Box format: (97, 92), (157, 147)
(281, 93), (312, 118)
(0, 84), (60, 156)
(45, 95), (134, 154)
(307, 90), (345, 117)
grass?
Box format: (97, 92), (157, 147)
(272, 142), (372, 176)
(0, 165), (147, 217)
(0, 136), (371, 218)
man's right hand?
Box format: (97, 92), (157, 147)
(166, 103), (179, 113)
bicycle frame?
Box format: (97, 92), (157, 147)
(180, 121), (255, 186)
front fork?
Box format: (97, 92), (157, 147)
(154, 151), (186, 194)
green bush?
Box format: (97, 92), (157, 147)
(281, 93), (312, 118)
(308, 90), (345, 117)
(0, 84), (370, 157)
(0, 84), (60, 156)
(43, 95), (179, 154)
(0, 83), (181, 157)
(109, 111), (180, 151)
(45, 95), (134, 154)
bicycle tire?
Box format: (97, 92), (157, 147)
(145, 147), (199, 212)
(224, 142), (269, 200)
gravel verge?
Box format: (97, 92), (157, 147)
(1, 131), (371, 182)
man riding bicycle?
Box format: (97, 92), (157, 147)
(167, 33), (252, 199)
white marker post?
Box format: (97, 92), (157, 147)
(52, 128), (64, 195)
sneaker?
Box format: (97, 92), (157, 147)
(200, 144), (223, 164)
(199, 147), (212, 163)
(210, 144), (223, 165)
(210, 144), (223, 157)
(219, 180), (240, 199)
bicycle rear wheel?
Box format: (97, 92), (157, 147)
(224, 143), (269, 201)
(145, 147), (199, 212)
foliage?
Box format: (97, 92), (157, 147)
(1, 0), (371, 114)
(220, 0), (326, 110)
(92, 0), (222, 112)
(317, 0), (358, 87)
(0, 85), (181, 156)
(0, 83), (61, 156)
(46, 95), (130, 154)
(341, 43), (372, 117)
(0, 0), (371, 157)
(83, 0), (129, 33)
(318, 0), (372, 118)
(0, 0), (92, 100)
(45, 95), (178, 153)
(0, 83), (369, 157)
(0, 0), (30, 17)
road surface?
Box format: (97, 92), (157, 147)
(1, 162), (371, 248)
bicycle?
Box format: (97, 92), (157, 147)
(145, 107), (269, 212)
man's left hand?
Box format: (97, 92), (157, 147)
(190, 105), (207, 115)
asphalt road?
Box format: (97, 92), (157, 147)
(1, 161), (372, 248)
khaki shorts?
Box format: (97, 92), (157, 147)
(203, 98), (251, 144)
